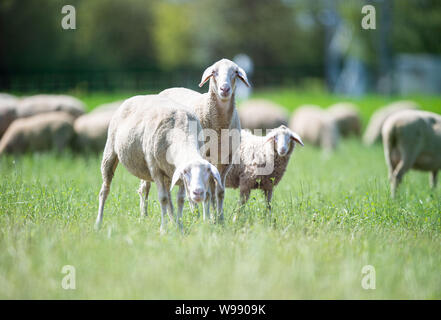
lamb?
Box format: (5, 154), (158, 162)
(73, 101), (123, 152)
(382, 109), (441, 197)
(327, 102), (362, 137)
(363, 100), (419, 145)
(95, 95), (223, 231)
(238, 99), (289, 135)
(0, 94), (19, 138)
(289, 105), (339, 152)
(159, 58), (250, 221)
(16, 94), (85, 118)
(225, 125), (303, 210)
(0, 112), (75, 155)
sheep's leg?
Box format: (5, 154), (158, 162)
(264, 189), (273, 213)
(95, 149), (119, 229)
(210, 179), (217, 211)
(155, 176), (170, 233)
(239, 188), (250, 206)
(203, 189), (211, 221)
(390, 147), (419, 198)
(176, 185), (185, 231)
(215, 184), (225, 223)
(430, 171), (438, 189)
(138, 180), (151, 218)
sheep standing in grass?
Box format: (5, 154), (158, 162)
(328, 102), (362, 137)
(382, 109), (441, 197)
(95, 95), (223, 231)
(159, 58), (250, 221)
(289, 105), (339, 152)
(238, 99), (289, 135)
(73, 101), (123, 152)
(363, 100), (419, 145)
(16, 94), (85, 118)
(225, 125), (303, 210)
(0, 112), (75, 155)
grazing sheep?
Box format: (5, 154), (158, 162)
(95, 95), (223, 231)
(159, 58), (250, 221)
(0, 112), (75, 155)
(73, 101), (123, 152)
(0, 95), (19, 138)
(289, 105), (339, 152)
(16, 94), (85, 118)
(225, 125), (303, 210)
(363, 100), (419, 145)
(238, 99), (288, 134)
(382, 109), (441, 197)
(327, 102), (362, 137)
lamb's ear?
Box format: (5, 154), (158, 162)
(199, 66), (214, 87)
(290, 131), (304, 146)
(236, 67), (250, 87)
(170, 166), (184, 191)
(209, 164), (224, 191)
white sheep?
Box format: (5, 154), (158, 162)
(327, 102), (362, 137)
(0, 112), (75, 155)
(238, 99), (289, 135)
(95, 95), (223, 231)
(382, 109), (441, 197)
(363, 100), (419, 145)
(0, 94), (19, 138)
(16, 94), (85, 118)
(289, 105), (339, 152)
(73, 101), (123, 152)
(159, 58), (250, 221)
(225, 125), (303, 210)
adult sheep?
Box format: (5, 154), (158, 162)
(363, 100), (419, 145)
(95, 95), (223, 231)
(159, 58), (250, 221)
(327, 102), (362, 137)
(16, 94), (85, 119)
(0, 112), (75, 155)
(382, 109), (441, 197)
(73, 101), (123, 152)
(238, 99), (289, 135)
(289, 105), (339, 152)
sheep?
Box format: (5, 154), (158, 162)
(289, 105), (339, 152)
(363, 100), (419, 145)
(0, 112), (75, 155)
(159, 58), (250, 221)
(16, 94), (85, 118)
(95, 95), (223, 232)
(327, 102), (362, 137)
(238, 99), (289, 135)
(73, 101), (123, 152)
(382, 109), (441, 197)
(225, 125), (303, 210)
(0, 95), (19, 138)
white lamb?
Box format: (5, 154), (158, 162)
(159, 58), (250, 221)
(225, 125), (303, 210)
(382, 109), (441, 197)
(95, 95), (223, 232)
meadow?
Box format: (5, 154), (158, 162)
(0, 89), (440, 299)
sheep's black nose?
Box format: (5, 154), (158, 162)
(192, 189), (204, 196)
(220, 85), (230, 94)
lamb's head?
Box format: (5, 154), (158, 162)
(265, 125), (304, 156)
(199, 58), (250, 102)
(170, 159), (223, 203)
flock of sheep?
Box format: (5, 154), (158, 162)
(0, 58), (440, 231)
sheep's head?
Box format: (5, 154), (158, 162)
(170, 159), (223, 203)
(199, 58), (250, 102)
(265, 125), (304, 156)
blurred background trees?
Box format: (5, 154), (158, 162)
(0, 0), (440, 93)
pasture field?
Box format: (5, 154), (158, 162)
(0, 89), (440, 299)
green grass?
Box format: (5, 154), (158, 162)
(0, 89), (440, 299)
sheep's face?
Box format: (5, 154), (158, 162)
(266, 126), (304, 157)
(171, 160), (223, 203)
(199, 59), (250, 102)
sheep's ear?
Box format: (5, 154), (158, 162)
(199, 66), (214, 87)
(290, 131), (304, 146)
(170, 166), (184, 191)
(236, 67), (250, 87)
(209, 164), (224, 191)
(264, 131), (277, 144)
